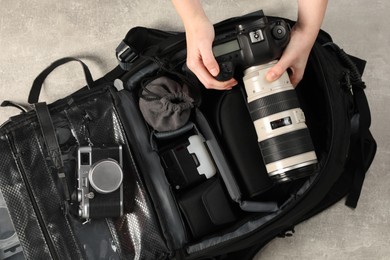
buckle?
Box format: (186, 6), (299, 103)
(116, 41), (138, 63)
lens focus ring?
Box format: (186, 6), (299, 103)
(259, 128), (315, 164)
(248, 90), (300, 120)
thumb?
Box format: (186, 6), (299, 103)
(266, 60), (289, 82)
(200, 46), (220, 77)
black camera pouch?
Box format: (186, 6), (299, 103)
(178, 177), (237, 239)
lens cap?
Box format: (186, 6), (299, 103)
(89, 159), (123, 194)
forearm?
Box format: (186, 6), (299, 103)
(296, 0), (328, 43)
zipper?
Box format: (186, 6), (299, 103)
(186, 44), (338, 257)
(6, 133), (59, 260)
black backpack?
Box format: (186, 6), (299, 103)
(0, 10), (376, 260)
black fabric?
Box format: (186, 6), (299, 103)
(344, 86), (375, 208)
(178, 178), (237, 239)
(323, 43), (374, 208)
(207, 88), (274, 198)
(34, 102), (70, 201)
(345, 131), (377, 208)
(0, 118), (83, 260)
(117, 26), (183, 71)
(28, 57), (94, 104)
(297, 131), (377, 222)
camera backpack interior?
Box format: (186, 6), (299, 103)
(0, 10), (376, 260)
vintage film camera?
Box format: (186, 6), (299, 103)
(75, 145), (124, 221)
(213, 11), (317, 183)
(0, 195), (23, 259)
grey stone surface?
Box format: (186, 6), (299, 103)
(0, 1), (389, 259)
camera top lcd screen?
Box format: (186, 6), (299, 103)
(213, 40), (240, 57)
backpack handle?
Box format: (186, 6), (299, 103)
(28, 57), (94, 104)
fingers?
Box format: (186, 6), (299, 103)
(199, 43), (220, 77)
(266, 61), (287, 82)
(183, 17), (238, 90)
(266, 57), (305, 88)
(189, 61), (237, 90)
(265, 24), (314, 87)
(187, 50), (237, 90)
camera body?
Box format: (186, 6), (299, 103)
(76, 145), (124, 221)
(214, 11), (317, 183)
(212, 11), (290, 81)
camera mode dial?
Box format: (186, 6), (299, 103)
(271, 23), (287, 40)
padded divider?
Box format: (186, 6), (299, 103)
(194, 109), (243, 203)
(212, 88), (274, 198)
(194, 109), (279, 213)
(113, 90), (186, 251)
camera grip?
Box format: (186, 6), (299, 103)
(215, 61), (235, 81)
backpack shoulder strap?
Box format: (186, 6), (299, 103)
(324, 43), (377, 208)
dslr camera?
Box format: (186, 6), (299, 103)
(213, 11), (318, 183)
(75, 145), (124, 221)
(212, 10), (290, 81)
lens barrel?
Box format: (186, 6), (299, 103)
(243, 61), (317, 183)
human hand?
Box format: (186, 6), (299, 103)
(184, 16), (237, 90)
(266, 24), (317, 87)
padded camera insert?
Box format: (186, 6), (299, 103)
(214, 88), (274, 197)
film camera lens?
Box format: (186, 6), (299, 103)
(243, 60), (317, 182)
(89, 159), (123, 194)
